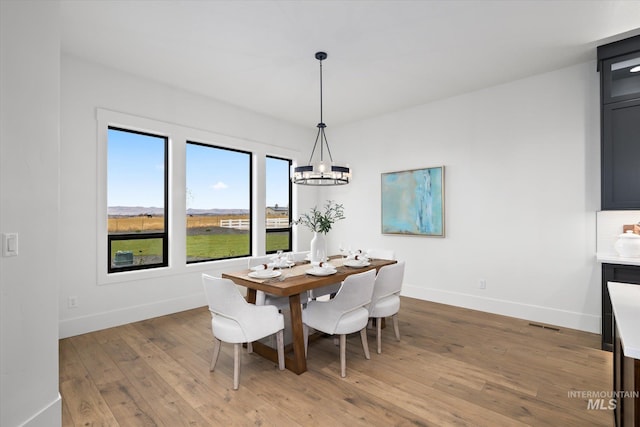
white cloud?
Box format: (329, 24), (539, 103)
(211, 181), (228, 190)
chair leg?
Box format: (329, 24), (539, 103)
(376, 317), (383, 354)
(360, 328), (371, 360)
(210, 338), (221, 372)
(367, 318), (375, 329)
(392, 313), (400, 340)
(340, 334), (347, 378)
(303, 324), (309, 358)
(276, 330), (285, 370)
(247, 341), (253, 353)
(233, 343), (241, 390)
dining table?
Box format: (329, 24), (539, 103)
(222, 255), (397, 374)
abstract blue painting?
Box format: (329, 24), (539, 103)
(381, 166), (444, 236)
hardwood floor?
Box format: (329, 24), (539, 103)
(59, 297), (612, 426)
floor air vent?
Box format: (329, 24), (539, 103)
(528, 322), (560, 332)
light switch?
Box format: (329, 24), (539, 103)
(3, 233), (18, 257)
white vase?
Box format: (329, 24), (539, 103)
(614, 230), (640, 258)
(310, 232), (327, 262)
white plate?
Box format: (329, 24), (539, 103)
(251, 264), (273, 271)
(306, 268), (337, 276)
(248, 270), (281, 279)
(344, 260), (370, 268)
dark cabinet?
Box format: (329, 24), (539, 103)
(598, 35), (640, 210)
(602, 99), (640, 210)
(602, 263), (640, 351)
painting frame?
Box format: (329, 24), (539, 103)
(381, 166), (445, 237)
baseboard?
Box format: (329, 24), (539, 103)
(59, 285), (601, 338)
(59, 293), (205, 339)
(20, 393), (61, 427)
(401, 283), (601, 334)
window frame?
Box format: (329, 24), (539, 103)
(96, 108), (299, 286)
(185, 140), (253, 264)
(265, 155), (292, 254)
(106, 126), (169, 273)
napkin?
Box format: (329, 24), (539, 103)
(251, 263), (273, 271)
(311, 261), (333, 268)
(347, 253), (368, 261)
(311, 261), (335, 272)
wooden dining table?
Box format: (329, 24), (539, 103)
(222, 256), (397, 374)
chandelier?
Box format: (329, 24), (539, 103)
(292, 52), (351, 186)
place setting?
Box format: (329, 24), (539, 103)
(305, 260), (338, 276)
(247, 266), (282, 280)
(342, 249), (371, 268)
(247, 251), (296, 280)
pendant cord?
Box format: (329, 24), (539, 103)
(319, 58), (323, 125)
(317, 56), (333, 162)
(319, 58), (324, 161)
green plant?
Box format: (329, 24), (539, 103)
(293, 200), (345, 234)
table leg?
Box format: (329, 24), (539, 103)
(286, 293), (307, 374)
(246, 288), (256, 304)
(248, 292), (307, 375)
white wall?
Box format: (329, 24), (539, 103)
(59, 55), (315, 338)
(1, 1), (62, 426)
(325, 61), (602, 332)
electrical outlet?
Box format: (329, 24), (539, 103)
(2, 233), (18, 257)
(479, 279), (486, 289)
(68, 296), (78, 308)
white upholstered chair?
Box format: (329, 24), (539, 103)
(302, 269), (376, 377)
(290, 250), (310, 263)
(308, 282), (342, 301)
(368, 261), (405, 354)
(248, 255), (278, 306)
(366, 248), (396, 260)
(202, 274), (285, 390)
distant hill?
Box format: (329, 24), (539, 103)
(108, 206), (249, 216)
(187, 208), (249, 216)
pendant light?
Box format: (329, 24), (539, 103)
(292, 52), (351, 185)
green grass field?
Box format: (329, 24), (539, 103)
(111, 238), (164, 258)
(111, 232), (290, 262)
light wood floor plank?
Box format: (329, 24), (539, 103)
(97, 379), (162, 426)
(69, 332), (127, 387)
(98, 330), (211, 426)
(60, 297), (613, 426)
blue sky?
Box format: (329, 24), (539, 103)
(108, 128), (290, 210)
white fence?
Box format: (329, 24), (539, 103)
(219, 218), (289, 230)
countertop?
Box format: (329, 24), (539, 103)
(597, 253), (640, 267)
(608, 282), (640, 359)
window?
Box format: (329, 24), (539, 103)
(107, 127), (168, 272)
(265, 156), (292, 253)
(99, 109), (297, 283)
(186, 142), (252, 262)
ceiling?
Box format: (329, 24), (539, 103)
(60, 0), (640, 127)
